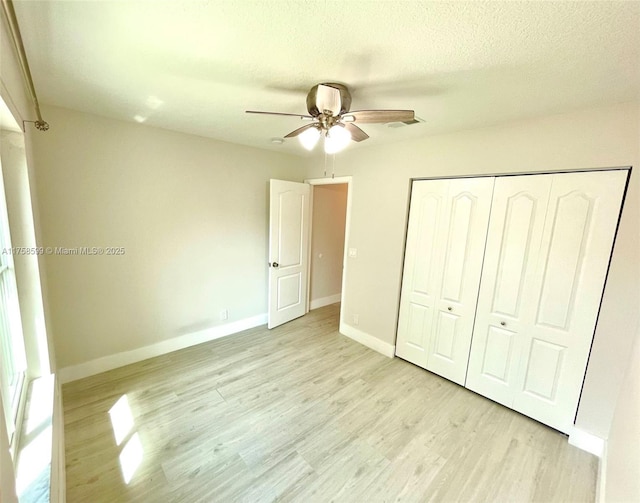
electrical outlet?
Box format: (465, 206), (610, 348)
(353, 314), (359, 325)
(348, 248), (357, 258)
(220, 309), (228, 321)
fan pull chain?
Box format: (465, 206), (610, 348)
(323, 150), (327, 178)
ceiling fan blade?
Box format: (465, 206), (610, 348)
(284, 123), (319, 138)
(246, 110), (313, 119)
(344, 110), (415, 124)
(343, 123), (369, 142)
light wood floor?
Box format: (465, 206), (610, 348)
(63, 304), (597, 502)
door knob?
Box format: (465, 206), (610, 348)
(271, 262), (279, 268)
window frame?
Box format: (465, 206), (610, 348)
(0, 153), (28, 450)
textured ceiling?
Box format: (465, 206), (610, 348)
(13, 0), (640, 156)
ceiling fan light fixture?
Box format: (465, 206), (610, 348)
(324, 125), (351, 154)
(298, 126), (321, 150)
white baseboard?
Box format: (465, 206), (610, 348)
(310, 293), (342, 310)
(58, 313), (268, 383)
(340, 322), (395, 358)
(569, 427), (605, 457)
(596, 440), (608, 503)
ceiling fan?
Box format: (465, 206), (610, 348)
(246, 83), (415, 153)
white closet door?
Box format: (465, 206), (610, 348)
(511, 170), (627, 432)
(396, 177), (494, 384)
(467, 170), (627, 433)
(466, 175), (553, 405)
(396, 180), (449, 367)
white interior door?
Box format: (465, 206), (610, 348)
(466, 170), (627, 433)
(396, 177), (494, 385)
(268, 180), (310, 329)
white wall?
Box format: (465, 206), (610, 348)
(604, 323), (640, 501)
(310, 183), (347, 306)
(304, 102), (640, 440)
(30, 106), (304, 370)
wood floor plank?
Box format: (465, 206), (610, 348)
(63, 304), (597, 502)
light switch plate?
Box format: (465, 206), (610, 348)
(348, 248), (357, 258)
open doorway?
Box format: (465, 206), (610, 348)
(306, 177), (351, 326)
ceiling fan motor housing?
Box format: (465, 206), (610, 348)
(306, 83), (352, 117)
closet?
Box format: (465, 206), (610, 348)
(395, 169), (628, 433)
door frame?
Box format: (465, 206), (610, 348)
(304, 176), (353, 323)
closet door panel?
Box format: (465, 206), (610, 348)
(481, 325), (517, 384)
(426, 178), (494, 385)
(431, 311), (459, 360)
(466, 175), (553, 404)
(536, 191), (595, 329)
(395, 180), (449, 367)
(404, 303), (432, 350)
(520, 338), (565, 401)
(490, 192), (539, 317)
(512, 170), (627, 432)
(440, 191), (476, 302)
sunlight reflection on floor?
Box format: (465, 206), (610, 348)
(109, 394), (144, 484)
